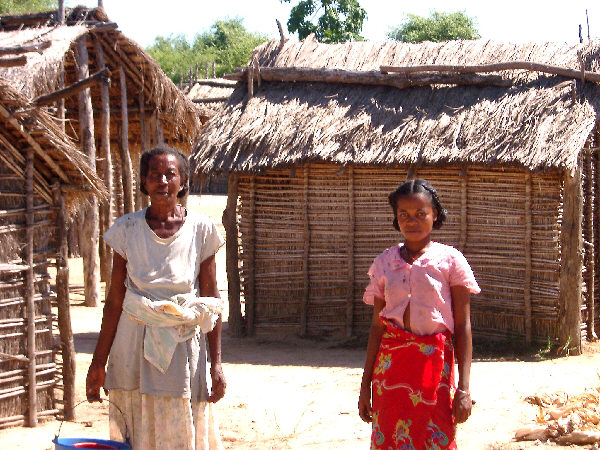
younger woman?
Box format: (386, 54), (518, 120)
(358, 178), (480, 449)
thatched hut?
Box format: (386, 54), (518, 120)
(0, 77), (105, 428)
(0, 7), (207, 307)
(192, 36), (600, 353)
(186, 78), (237, 193)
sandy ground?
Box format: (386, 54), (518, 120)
(1, 194), (600, 449)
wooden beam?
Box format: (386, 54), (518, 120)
(223, 174), (243, 336)
(192, 97), (231, 104)
(226, 66), (512, 89)
(25, 149), (37, 427)
(119, 67), (134, 214)
(0, 41), (50, 56)
(0, 104), (70, 184)
(76, 35), (100, 308)
(87, 22), (119, 32)
(381, 61), (600, 84)
(345, 166), (355, 339)
(0, 56), (27, 67)
(246, 176), (256, 335)
(300, 165), (310, 336)
(584, 152), (596, 340)
(51, 183), (76, 421)
(524, 172), (532, 345)
(33, 67), (110, 106)
(94, 35), (113, 285)
(558, 167), (583, 355)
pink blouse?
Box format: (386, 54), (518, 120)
(363, 242), (480, 335)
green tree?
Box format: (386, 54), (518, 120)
(147, 18), (268, 84)
(387, 11), (480, 43)
(281, 0), (367, 43)
(0, 0), (56, 14)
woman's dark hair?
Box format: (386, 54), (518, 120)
(388, 178), (447, 230)
(139, 145), (189, 198)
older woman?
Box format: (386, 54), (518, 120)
(86, 146), (225, 450)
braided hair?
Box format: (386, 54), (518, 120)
(388, 178), (447, 231)
(140, 145), (189, 198)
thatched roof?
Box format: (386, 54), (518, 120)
(0, 7), (206, 152)
(192, 37), (600, 175)
(0, 77), (106, 205)
(186, 78), (238, 115)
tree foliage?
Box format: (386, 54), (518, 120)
(387, 11), (480, 43)
(146, 18), (268, 84)
(0, 0), (56, 14)
(281, 0), (367, 43)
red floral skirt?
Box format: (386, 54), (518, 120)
(370, 319), (456, 450)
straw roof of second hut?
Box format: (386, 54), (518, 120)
(186, 78), (238, 115)
(193, 37), (600, 175)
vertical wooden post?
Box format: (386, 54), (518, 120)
(25, 150), (37, 427)
(246, 176), (256, 335)
(524, 172), (532, 345)
(247, 62), (254, 99)
(300, 165), (310, 336)
(595, 145), (600, 340)
(584, 151), (596, 340)
(558, 167), (583, 355)
(459, 169), (467, 252)
(98, 0), (104, 8)
(57, 0), (65, 24)
(52, 183), (76, 421)
(119, 68), (135, 214)
(345, 166), (355, 338)
(205, 61), (209, 78)
(94, 36), (113, 284)
(139, 91), (150, 209)
(76, 35), (100, 307)
(212, 61), (216, 77)
(223, 174), (243, 336)
(152, 111), (164, 145)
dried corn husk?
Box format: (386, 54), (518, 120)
(517, 377), (600, 445)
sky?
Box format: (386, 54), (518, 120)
(65, 1), (599, 49)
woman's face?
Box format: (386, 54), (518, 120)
(142, 153), (183, 205)
(395, 192), (437, 243)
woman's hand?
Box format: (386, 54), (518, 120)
(208, 363), (226, 403)
(86, 361), (107, 402)
(358, 382), (373, 423)
(452, 389), (472, 423)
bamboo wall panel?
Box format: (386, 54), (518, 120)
(0, 163), (57, 426)
(237, 163), (563, 341)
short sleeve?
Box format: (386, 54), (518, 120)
(103, 217), (127, 259)
(199, 219), (225, 263)
(449, 250), (481, 294)
(363, 257), (385, 305)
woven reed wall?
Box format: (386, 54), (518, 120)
(237, 163), (567, 342)
(0, 162), (58, 428)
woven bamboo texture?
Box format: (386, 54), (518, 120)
(236, 163), (570, 342)
(0, 163), (57, 428)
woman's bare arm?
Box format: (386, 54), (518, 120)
(451, 285), (473, 423)
(86, 252), (127, 401)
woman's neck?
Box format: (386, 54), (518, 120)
(403, 237), (432, 254)
(146, 203), (180, 222)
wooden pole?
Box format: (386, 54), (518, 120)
(226, 66), (512, 89)
(459, 169), (467, 252)
(205, 62), (209, 78)
(595, 137), (600, 340)
(153, 111), (164, 145)
(52, 183), (76, 421)
(119, 67), (135, 214)
(58, 0), (65, 24)
(94, 37), (113, 285)
(139, 91), (149, 209)
(558, 167), (583, 355)
(25, 149), (37, 427)
(212, 61), (216, 77)
(246, 177), (256, 335)
(300, 165), (310, 336)
(524, 172), (532, 345)
(380, 61), (600, 84)
(584, 152), (596, 340)
(223, 174), (243, 336)
(345, 166), (355, 338)
(33, 68), (110, 106)
(76, 35), (100, 308)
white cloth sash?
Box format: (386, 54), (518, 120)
(122, 290), (223, 373)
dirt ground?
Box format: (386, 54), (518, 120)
(1, 194), (600, 449)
